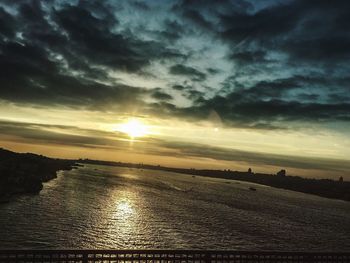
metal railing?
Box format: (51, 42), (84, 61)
(0, 250), (349, 263)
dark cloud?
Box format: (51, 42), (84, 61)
(219, 0), (350, 63)
(231, 77), (301, 100)
(230, 50), (267, 64)
(297, 93), (319, 101)
(130, 1), (150, 10)
(219, 3), (301, 43)
(206, 68), (220, 75)
(185, 90), (205, 102)
(170, 0), (349, 128)
(53, 4), (179, 72)
(0, 41), (147, 109)
(0, 0), (183, 110)
(0, 7), (16, 38)
(175, 0), (252, 18)
(172, 85), (186, 91)
(182, 97), (350, 128)
(171, 84), (204, 103)
(282, 37), (350, 62)
(151, 89), (173, 101)
(159, 19), (185, 41)
(164, 75), (350, 128)
(328, 93), (350, 103)
(0, 0), (349, 130)
(169, 64), (206, 81)
(183, 10), (213, 30)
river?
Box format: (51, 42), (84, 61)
(0, 164), (349, 250)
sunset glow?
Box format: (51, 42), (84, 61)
(0, 0), (349, 180)
(119, 119), (149, 138)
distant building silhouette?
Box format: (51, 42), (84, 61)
(277, 169), (286, 177)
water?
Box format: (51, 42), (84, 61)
(0, 164), (349, 250)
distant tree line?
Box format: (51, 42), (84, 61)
(80, 159), (350, 202)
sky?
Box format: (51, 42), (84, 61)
(0, 0), (350, 179)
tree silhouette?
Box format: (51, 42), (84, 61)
(277, 169), (286, 177)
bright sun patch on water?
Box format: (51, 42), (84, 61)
(116, 200), (134, 217)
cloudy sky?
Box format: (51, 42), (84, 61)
(1, 0), (350, 179)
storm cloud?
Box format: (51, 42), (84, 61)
(0, 0), (349, 129)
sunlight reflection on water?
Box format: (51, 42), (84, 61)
(0, 164), (349, 250)
(111, 192), (138, 246)
(116, 200), (134, 217)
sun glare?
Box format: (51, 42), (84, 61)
(119, 119), (148, 138)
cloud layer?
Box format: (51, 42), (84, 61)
(0, 0), (349, 129)
(2, 119), (350, 176)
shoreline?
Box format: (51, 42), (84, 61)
(1, 147), (348, 203)
(79, 159), (350, 202)
(0, 148), (77, 202)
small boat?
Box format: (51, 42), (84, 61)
(249, 187), (257, 191)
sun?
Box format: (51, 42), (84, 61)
(119, 119), (148, 138)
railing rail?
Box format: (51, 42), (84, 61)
(0, 250), (349, 263)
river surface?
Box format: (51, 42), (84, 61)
(1, 164), (349, 250)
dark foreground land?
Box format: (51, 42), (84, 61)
(80, 159), (350, 202)
(0, 148), (76, 201)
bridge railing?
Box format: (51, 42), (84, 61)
(0, 250), (349, 263)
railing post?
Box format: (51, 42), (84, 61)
(205, 252), (211, 263)
(303, 253), (314, 263)
(82, 251), (88, 263)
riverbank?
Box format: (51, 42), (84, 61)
(1, 147), (348, 203)
(0, 148), (76, 201)
(79, 159), (350, 202)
